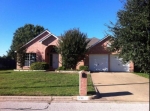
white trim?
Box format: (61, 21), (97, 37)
(51, 33), (59, 39)
(21, 30), (59, 48)
(89, 36), (110, 49)
(44, 30), (59, 39)
(22, 30), (49, 48)
(24, 53), (36, 66)
(39, 34), (51, 42)
(39, 33), (59, 43)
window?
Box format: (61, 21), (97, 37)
(24, 53), (36, 66)
(106, 42), (111, 47)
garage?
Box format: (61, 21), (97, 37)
(110, 55), (129, 72)
(89, 54), (130, 72)
(87, 36), (132, 72)
(89, 54), (108, 71)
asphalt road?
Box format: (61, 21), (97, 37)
(0, 101), (149, 111)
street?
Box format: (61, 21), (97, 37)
(0, 101), (149, 111)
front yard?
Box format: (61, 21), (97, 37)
(0, 70), (95, 96)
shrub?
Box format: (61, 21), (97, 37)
(30, 62), (49, 70)
(79, 66), (88, 71)
(56, 66), (65, 70)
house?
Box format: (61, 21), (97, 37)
(16, 30), (134, 72)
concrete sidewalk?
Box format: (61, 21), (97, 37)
(0, 96), (75, 102)
(0, 96), (104, 102)
(91, 72), (149, 102)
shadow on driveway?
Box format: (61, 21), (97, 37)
(100, 91), (133, 97)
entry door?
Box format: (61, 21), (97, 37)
(50, 54), (59, 69)
(52, 54), (58, 69)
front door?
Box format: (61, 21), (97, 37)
(50, 54), (59, 69)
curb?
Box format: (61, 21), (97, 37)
(0, 96), (96, 102)
(0, 96), (52, 102)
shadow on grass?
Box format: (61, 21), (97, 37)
(0, 71), (11, 74)
(0, 85), (94, 89)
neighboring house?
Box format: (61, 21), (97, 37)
(16, 30), (134, 72)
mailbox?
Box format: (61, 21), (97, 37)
(82, 72), (87, 78)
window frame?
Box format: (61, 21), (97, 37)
(24, 53), (36, 66)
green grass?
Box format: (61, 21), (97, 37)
(134, 72), (149, 79)
(0, 70), (95, 96)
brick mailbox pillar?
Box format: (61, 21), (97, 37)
(79, 71), (87, 96)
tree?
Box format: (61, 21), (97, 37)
(57, 28), (90, 69)
(16, 47), (26, 69)
(107, 0), (150, 73)
(7, 24), (45, 59)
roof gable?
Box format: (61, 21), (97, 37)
(22, 30), (59, 48)
(89, 36), (111, 49)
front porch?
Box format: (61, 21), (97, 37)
(45, 45), (59, 70)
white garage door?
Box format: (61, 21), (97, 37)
(110, 55), (129, 72)
(89, 54), (108, 72)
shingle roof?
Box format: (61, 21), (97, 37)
(87, 37), (100, 48)
(57, 36), (100, 48)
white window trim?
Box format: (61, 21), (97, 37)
(24, 53), (36, 66)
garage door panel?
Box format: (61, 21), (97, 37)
(89, 54), (108, 71)
(110, 55), (129, 72)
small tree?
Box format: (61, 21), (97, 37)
(17, 49), (26, 69)
(57, 28), (90, 69)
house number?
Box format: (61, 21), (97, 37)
(77, 96), (89, 100)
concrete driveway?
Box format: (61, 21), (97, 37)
(91, 72), (149, 102)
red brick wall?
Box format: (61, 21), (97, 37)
(17, 32), (59, 69)
(87, 37), (110, 54)
(84, 37), (134, 72)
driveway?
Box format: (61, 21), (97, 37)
(91, 72), (149, 102)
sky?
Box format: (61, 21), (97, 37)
(0, 0), (124, 56)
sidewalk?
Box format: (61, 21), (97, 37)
(0, 96), (72, 102)
(0, 96), (108, 102)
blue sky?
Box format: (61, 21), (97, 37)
(0, 0), (124, 56)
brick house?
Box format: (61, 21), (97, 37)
(16, 30), (134, 72)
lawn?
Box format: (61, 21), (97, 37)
(134, 72), (149, 79)
(0, 70), (95, 96)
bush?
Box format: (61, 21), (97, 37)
(56, 66), (65, 70)
(79, 66), (88, 71)
(30, 62), (49, 70)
